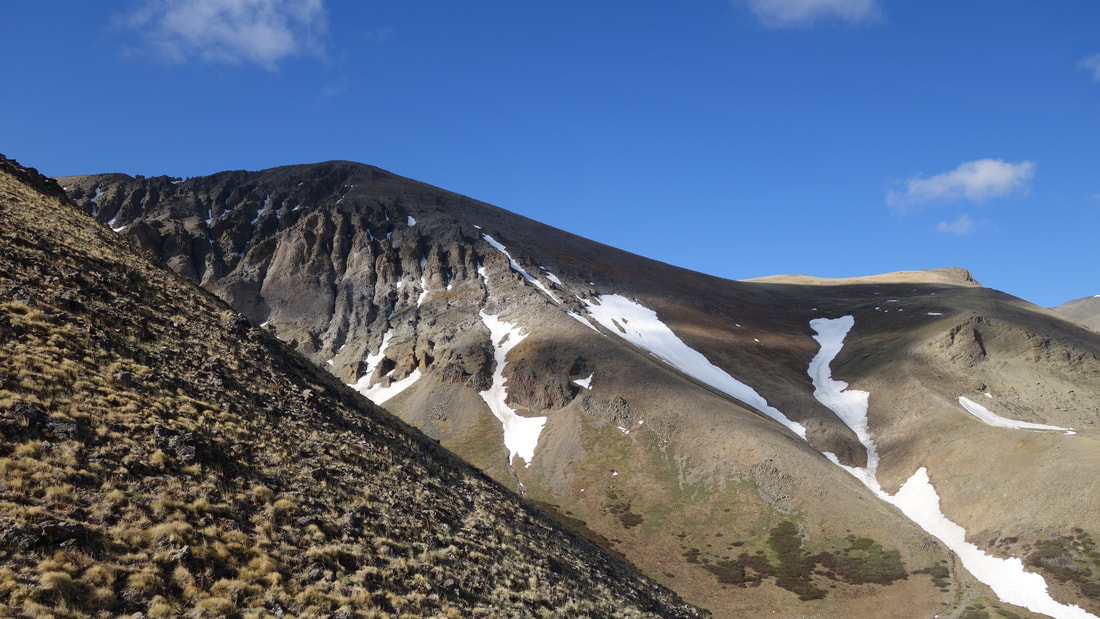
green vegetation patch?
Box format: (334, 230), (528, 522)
(1025, 528), (1100, 604)
(694, 521), (909, 601)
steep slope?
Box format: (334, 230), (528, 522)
(0, 154), (701, 617)
(1051, 295), (1100, 332)
(59, 162), (1100, 618)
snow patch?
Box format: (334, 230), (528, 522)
(958, 396), (1070, 432)
(348, 330), (421, 405)
(360, 369), (422, 405)
(808, 316), (1093, 619)
(585, 294), (806, 439)
(574, 373), (593, 389)
(809, 316), (880, 489)
(478, 311), (547, 467)
(108, 212), (127, 232)
(417, 257), (430, 307)
(542, 269), (563, 285)
(927, 312), (944, 316)
(482, 234), (558, 301)
(407, 215), (416, 226)
(890, 468), (1095, 619)
(349, 330), (394, 389)
(417, 276), (429, 307)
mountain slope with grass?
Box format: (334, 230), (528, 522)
(58, 161), (1100, 618)
(0, 154), (701, 618)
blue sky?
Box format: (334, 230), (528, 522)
(2, 1), (1098, 307)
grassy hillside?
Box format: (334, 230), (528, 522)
(0, 154), (701, 617)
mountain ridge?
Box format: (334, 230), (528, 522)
(1, 153), (701, 617)
(57, 159), (1100, 618)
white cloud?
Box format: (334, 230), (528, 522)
(887, 159), (1034, 210)
(743, 0), (882, 28)
(937, 214), (976, 235)
(1081, 54), (1100, 81)
(121, 0), (327, 70)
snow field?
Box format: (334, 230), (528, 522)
(478, 311), (547, 467)
(584, 294), (807, 440)
(808, 316), (880, 487)
(890, 469), (1095, 619)
(958, 396), (1071, 432)
(808, 316), (1094, 619)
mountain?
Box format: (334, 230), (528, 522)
(0, 154), (701, 617)
(58, 161), (1100, 618)
(1051, 296), (1100, 332)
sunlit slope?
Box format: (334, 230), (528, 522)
(1052, 295), (1100, 332)
(2, 154), (701, 617)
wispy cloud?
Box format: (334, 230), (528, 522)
(1081, 54), (1100, 81)
(937, 214), (976, 236)
(320, 75), (349, 98)
(742, 0), (882, 28)
(120, 0), (327, 70)
(887, 159), (1034, 211)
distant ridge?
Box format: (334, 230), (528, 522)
(743, 266), (981, 286)
(1051, 295), (1100, 332)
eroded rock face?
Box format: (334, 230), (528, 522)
(937, 316), (987, 367)
(62, 164), (485, 374)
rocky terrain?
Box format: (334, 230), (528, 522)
(1052, 295), (1100, 332)
(0, 154), (701, 617)
(56, 160), (1100, 618)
